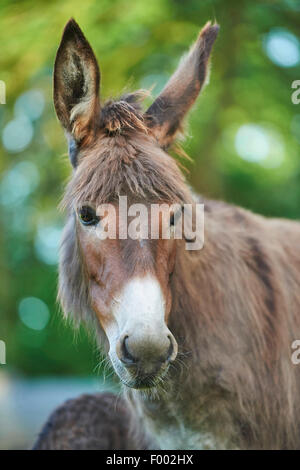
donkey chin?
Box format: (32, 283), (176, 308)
(110, 353), (174, 390)
(105, 277), (178, 390)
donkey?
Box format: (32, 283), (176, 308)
(35, 18), (300, 450)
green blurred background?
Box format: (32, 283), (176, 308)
(0, 0), (300, 448)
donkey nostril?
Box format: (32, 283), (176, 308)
(120, 336), (137, 366)
(166, 336), (173, 362)
(166, 335), (177, 362)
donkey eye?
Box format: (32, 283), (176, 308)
(78, 206), (99, 226)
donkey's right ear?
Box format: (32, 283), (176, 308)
(54, 19), (100, 145)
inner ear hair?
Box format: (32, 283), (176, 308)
(53, 18), (101, 144)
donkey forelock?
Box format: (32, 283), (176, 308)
(61, 95), (191, 212)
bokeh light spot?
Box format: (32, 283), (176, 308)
(34, 224), (61, 265)
(2, 115), (34, 153)
(263, 30), (300, 68)
(18, 297), (50, 331)
(0, 161), (39, 206)
(140, 73), (169, 95)
(235, 124), (284, 168)
(235, 124), (269, 163)
(14, 90), (45, 121)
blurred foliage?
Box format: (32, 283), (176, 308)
(0, 0), (300, 376)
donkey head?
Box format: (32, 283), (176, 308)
(54, 19), (218, 389)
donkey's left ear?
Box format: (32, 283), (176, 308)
(54, 19), (100, 144)
(145, 22), (219, 149)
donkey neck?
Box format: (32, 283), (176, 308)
(127, 209), (241, 449)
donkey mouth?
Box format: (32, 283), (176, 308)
(124, 375), (160, 390)
(121, 364), (170, 390)
(132, 374), (160, 389)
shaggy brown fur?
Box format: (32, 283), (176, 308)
(33, 393), (151, 450)
(35, 18), (300, 450)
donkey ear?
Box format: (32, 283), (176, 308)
(54, 19), (100, 144)
(145, 22), (219, 149)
